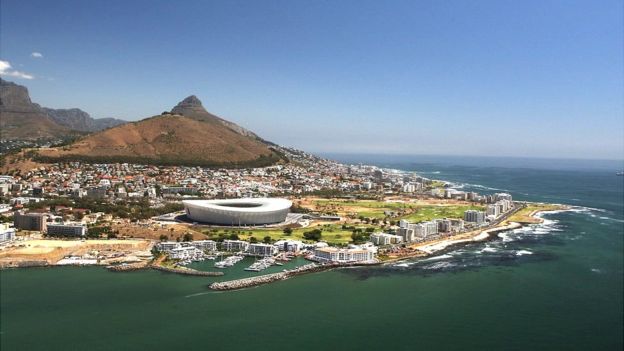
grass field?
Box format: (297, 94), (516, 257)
(504, 203), (564, 224)
(203, 223), (380, 245)
(302, 198), (484, 221)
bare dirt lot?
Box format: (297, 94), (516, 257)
(0, 238), (152, 267)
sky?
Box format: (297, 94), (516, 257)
(1, 0), (622, 160)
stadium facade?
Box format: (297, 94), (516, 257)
(182, 198), (292, 225)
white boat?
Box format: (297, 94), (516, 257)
(244, 257), (274, 272)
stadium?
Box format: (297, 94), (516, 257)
(182, 198), (292, 226)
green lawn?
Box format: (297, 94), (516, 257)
(203, 223), (381, 245)
(311, 199), (417, 218)
(309, 199), (483, 222)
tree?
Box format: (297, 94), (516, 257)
(151, 246), (160, 256)
(283, 227), (293, 236)
(182, 233), (193, 242)
(249, 236), (258, 243)
(303, 229), (322, 241)
(351, 231), (370, 244)
(159, 234), (168, 241)
(228, 233), (239, 240)
(263, 236), (272, 244)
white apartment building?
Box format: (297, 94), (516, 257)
(274, 239), (304, 252)
(169, 246), (203, 260)
(370, 232), (403, 245)
(398, 219), (439, 242)
(247, 243), (276, 257)
(223, 240), (250, 252)
(313, 246), (375, 263)
(0, 223), (16, 243)
(188, 240), (217, 252)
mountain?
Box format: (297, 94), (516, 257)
(171, 95), (264, 140)
(0, 78), (74, 140)
(35, 96), (283, 167)
(92, 117), (127, 131)
(42, 107), (126, 132)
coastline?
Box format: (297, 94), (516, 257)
(0, 202), (571, 285)
(207, 202), (571, 291)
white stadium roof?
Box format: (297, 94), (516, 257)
(182, 198), (292, 212)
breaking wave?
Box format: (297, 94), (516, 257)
(448, 182), (508, 192)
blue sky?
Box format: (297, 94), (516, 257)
(1, 0), (622, 159)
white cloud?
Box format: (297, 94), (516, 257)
(31, 52), (43, 58)
(0, 60), (34, 80)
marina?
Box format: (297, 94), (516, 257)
(214, 255), (244, 268)
(244, 257), (277, 272)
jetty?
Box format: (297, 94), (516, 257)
(106, 261), (149, 272)
(209, 262), (378, 291)
(210, 263), (326, 290)
(152, 265), (224, 276)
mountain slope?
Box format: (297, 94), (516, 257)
(0, 78), (74, 140)
(35, 97), (282, 167)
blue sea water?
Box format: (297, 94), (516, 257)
(1, 155), (623, 351)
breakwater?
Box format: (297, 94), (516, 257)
(152, 265), (224, 276)
(106, 261), (149, 272)
(0, 260), (49, 269)
(209, 263), (327, 290)
(209, 262), (379, 291)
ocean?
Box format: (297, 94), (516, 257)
(1, 155), (623, 351)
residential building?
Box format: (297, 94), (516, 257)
(247, 243), (276, 257)
(370, 232), (403, 245)
(168, 246), (203, 260)
(46, 223), (87, 237)
(222, 240), (249, 252)
(0, 223), (16, 243)
(13, 211), (47, 232)
(437, 219), (452, 232)
(86, 187), (107, 199)
(464, 210), (486, 224)
(187, 240), (217, 252)
(495, 193), (513, 202)
(274, 239), (304, 252)
(486, 204), (500, 217)
(312, 246), (375, 263)
(157, 241), (181, 252)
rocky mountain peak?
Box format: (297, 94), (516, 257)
(171, 95), (207, 115)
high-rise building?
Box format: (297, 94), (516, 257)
(464, 210), (486, 224)
(13, 211), (47, 232)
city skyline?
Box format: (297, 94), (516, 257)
(1, 0), (622, 159)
